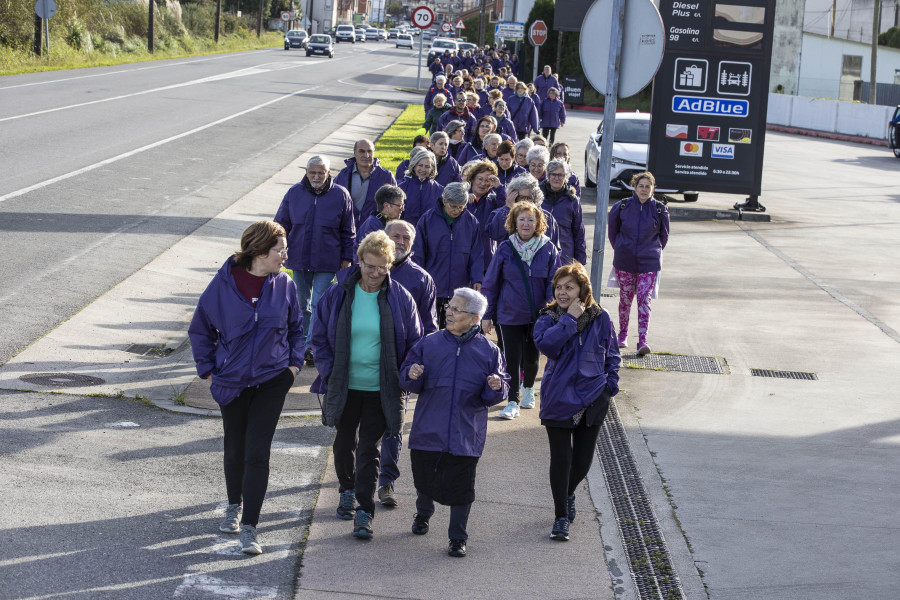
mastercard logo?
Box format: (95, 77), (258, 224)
(683, 143), (699, 152)
(679, 141), (704, 157)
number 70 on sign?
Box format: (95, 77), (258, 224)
(412, 5), (435, 29)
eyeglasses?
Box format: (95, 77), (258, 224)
(514, 194), (533, 201)
(548, 172), (567, 179)
(272, 247), (288, 257)
(446, 305), (477, 315)
(360, 260), (389, 274)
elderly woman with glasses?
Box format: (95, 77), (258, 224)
(412, 182), (485, 328)
(398, 148), (444, 225)
(482, 202), (560, 419)
(356, 184), (406, 246)
(401, 287), (509, 557)
(527, 145), (550, 184)
(540, 159), (586, 266)
(430, 131), (462, 187)
(514, 138), (533, 169)
(311, 230), (424, 541)
(189, 221), (304, 555)
(549, 141), (582, 198)
(486, 173), (561, 250)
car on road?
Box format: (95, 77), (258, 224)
(890, 105), (900, 158)
(457, 41), (477, 54)
(335, 24), (355, 43)
(388, 28), (399, 39)
(305, 34), (334, 58)
(365, 27), (379, 41)
(583, 112), (699, 202)
(378, 29), (387, 39)
(396, 32), (413, 48)
(427, 38), (458, 64)
(284, 29), (308, 50)
(355, 28), (366, 42)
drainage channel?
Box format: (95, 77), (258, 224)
(598, 402), (684, 600)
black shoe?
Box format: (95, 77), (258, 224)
(304, 348), (315, 366)
(448, 538), (467, 557)
(550, 516), (570, 541)
(567, 493), (576, 523)
(411, 513), (430, 535)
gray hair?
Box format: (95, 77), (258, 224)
(385, 219), (416, 243)
(506, 173), (544, 204)
(514, 138), (534, 155)
(547, 159), (570, 177)
(483, 133), (502, 147)
(406, 147), (437, 179)
(453, 287), (488, 319)
(444, 120), (467, 138)
(307, 155), (330, 172)
(493, 99), (507, 111)
(526, 145), (550, 166)
(435, 75), (447, 84)
(430, 131), (449, 146)
(442, 181), (470, 206)
(433, 93), (447, 106)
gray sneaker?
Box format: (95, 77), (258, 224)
(219, 503), (242, 533)
(378, 484), (398, 508)
(239, 524), (262, 555)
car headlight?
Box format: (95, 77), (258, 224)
(610, 156), (645, 167)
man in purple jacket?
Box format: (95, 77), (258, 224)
(275, 155), (355, 365)
(534, 65), (562, 101)
(438, 93), (478, 141)
(334, 139), (397, 229)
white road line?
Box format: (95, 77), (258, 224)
(0, 86), (317, 204)
(174, 574), (277, 598)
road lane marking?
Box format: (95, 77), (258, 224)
(0, 85), (317, 204)
(173, 574), (277, 598)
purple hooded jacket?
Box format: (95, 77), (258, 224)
(533, 73), (562, 101)
(424, 84), (453, 110)
(356, 213), (386, 245)
(493, 115), (518, 141)
(506, 93), (539, 135)
(539, 97), (567, 128)
(533, 307), (620, 421)
(466, 190), (503, 272)
(189, 259), (304, 406)
(482, 239), (560, 325)
(608, 195), (670, 273)
(333, 158), (397, 228)
(400, 330), (509, 457)
(540, 181), (587, 265)
(435, 155), (462, 186)
(392, 254), (439, 335)
(274, 175), (356, 273)
(438, 108), (478, 141)
(399, 176), (444, 225)
(412, 206), (484, 298)
(486, 205), (562, 251)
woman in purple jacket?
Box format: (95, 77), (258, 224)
(507, 81), (540, 141)
(540, 159), (586, 266)
(539, 87), (566, 145)
(399, 147), (444, 225)
(533, 262), (620, 541)
(549, 141), (582, 198)
(430, 131), (462, 186)
(189, 221), (304, 556)
(400, 288), (509, 557)
(491, 99), (518, 141)
(607, 172), (670, 355)
(482, 202), (561, 420)
(457, 116), (497, 165)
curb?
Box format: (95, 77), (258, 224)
(668, 205), (771, 222)
(766, 123), (888, 147)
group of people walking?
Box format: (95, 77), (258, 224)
(188, 104), (670, 557)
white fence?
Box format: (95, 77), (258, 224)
(767, 93), (894, 141)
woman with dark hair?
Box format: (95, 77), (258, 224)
(539, 87), (566, 145)
(534, 261), (620, 541)
(189, 220), (304, 555)
(458, 116), (497, 165)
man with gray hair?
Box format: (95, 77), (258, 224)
(334, 139), (397, 229)
(374, 219), (439, 508)
(400, 287), (509, 557)
(275, 155), (355, 365)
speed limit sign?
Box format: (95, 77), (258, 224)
(411, 5), (435, 29)
(440, 21), (452, 33)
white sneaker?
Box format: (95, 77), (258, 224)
(498, 400), (520, 419)
(520, 387), (536, 409)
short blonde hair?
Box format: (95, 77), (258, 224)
(505, 201), (547, 236)
(356, 230), (395, 264)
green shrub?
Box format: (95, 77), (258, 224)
(66, 17), (94, 53)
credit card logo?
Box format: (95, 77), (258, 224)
(711, 143), (735, 159)
(679, 142), (703, 157)
(728, 128), (752, 143)
(666, 124), (689, 138)
(697, 126), (720, 141)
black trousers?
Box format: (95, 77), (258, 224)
(541, 127), (558, 144)
(416, 493), (472, 540)
(515, 130), (529, 142)
(333, 389), (387, 515)
(498, 323), (539, 403)
(220, 368), (292, 527)
(544, 396), (611, 519)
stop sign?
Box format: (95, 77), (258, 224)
(529, 20), (548, 46)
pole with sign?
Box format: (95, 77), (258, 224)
(528, 20), (548, 81)
(33, 0), (56, 53)
(412, 5), (435, 90)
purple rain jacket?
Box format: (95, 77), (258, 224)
(476, 88), (489, 106)
(493, 115), (518, 141)
(567, 172), (582, 199)
(486, 205), (561, 251)
(482, 239), (560, 326)
(435, 155), (462, 186)
(412, 206), (485, 298)
(429, 61), (445, 78)
(501, 87), (516, 102)
(438, 108), (478, 141)
(189, 259), (304, 406)
(506, 93), (539, 135)
(539, 97), (567, 128)
(356, 213), (386, 244)
(395, 159), (410, 181)
(466, 190), (503, 271)
(492, 163), (526, 206)
(334, 158), (397, 228)
(457, 142), (485, 166)
(392, 254), (439, 335)
(540, 181), (587, 265)
(399, 176), (444, 225)
(424, 85), (453, 110)
(534, 73), (562, 101)
(608, 195), (670, 273)
(274, 175), (356, 273)
(509, 58), (521, 77)
(400, 330), (509, 457)
(533, 307), (620, 421)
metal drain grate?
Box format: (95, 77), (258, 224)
(751, 368), (817, 380)
(125, 343), (174, 357)
(19, 373), (106, 387)
(622, 353), (728, 374)
(598, 403), (684, 599)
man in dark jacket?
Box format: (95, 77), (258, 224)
(275, 155), (355, 365)
(437, 93), (478, 141)
(334, 139), (397, 228)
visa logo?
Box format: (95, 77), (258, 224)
(672, 96), (749, 117)
(711, 143), (735, 158)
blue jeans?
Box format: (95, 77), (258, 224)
(292, 270), (336, 350)
(378, 431), (402, 488)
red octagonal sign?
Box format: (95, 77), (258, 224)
(529, 20), (548, 46)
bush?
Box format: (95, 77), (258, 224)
(66, 17), (94, 53)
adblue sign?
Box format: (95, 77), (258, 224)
(671, 96), (748, 117)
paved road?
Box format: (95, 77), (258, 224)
(0, 43), (421, 365)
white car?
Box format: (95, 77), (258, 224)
(584, 112), (699, 202)
(396, 33), (413, 49)
(427, 38), (458, 64)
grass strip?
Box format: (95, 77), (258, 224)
(373, 103), (425, 176)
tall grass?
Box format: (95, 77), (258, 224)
(374, 104), (426, 175)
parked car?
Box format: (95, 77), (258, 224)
(457, 41), (477, 53)
(378, 28), (387, 40)
(306, 34), (334, 58)
(427, 38), (458, 64)
(583, 112), (699, 202)
(284, 29), (308, 50)
(365, 27), (379, 40)
(355, 28), (366, 42)
(890, 105), (900, 158)
(388, 28), (399, 39)
(335, 24), (356, 43)
(396, 32), (413, 48)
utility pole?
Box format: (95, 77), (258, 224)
(148, 0), (154, 52)
(257, 0), (265, 36)
(830, 0), (836, 37)
(33, 13), (43, 56)
(556, 30), (563, 73)
(478, 0), (486, 46)
(215, 0), (222, 42)
(870, 0), (880, 104)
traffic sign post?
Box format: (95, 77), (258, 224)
(455, 19), (466, 30)
(411, 5), (435, 90)
(34, 0), (56, 53)
(441, 21), (452, 33)
(528, 20), (548, 82)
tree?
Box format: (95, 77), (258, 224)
(387, 1), (403, 18)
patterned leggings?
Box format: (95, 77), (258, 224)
(615, 269), (658, 346)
